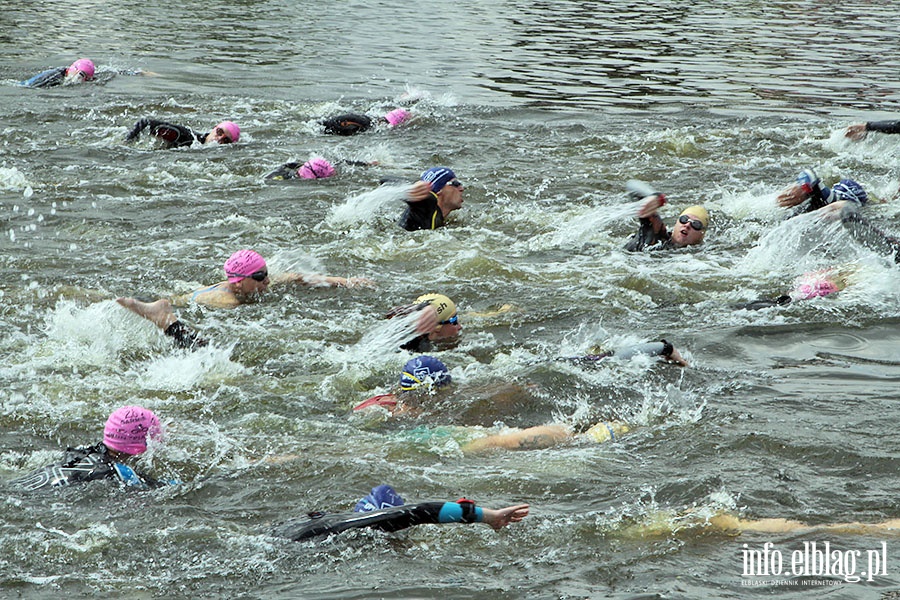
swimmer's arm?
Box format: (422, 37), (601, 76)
(707, 514), (808, 534)
(863, 120), (900, 135)
(406, 181), (435, 202)
(462, 425), (572, 454)
(125, 118), (160, 141)
(272, 272), (375, 288)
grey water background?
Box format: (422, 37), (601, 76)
(3, 0), (900, 598)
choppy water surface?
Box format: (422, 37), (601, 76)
(3, 1), (900, 598)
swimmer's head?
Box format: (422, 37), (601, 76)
(65, 58), (95, 82)
(224, 249), (267, 283)
(211, 121), (240, 144)
(384, 108), (411, 127)
(672, 205), (708, 246)
(832, 179), (868, 205)
(399, 355), (452, 391)
(416, 293), (457, 323)
(420, 167), (458, 193)
(298, 157), (336, 179)
(354, 484), (405, 512)
(103, 406), (162, 456)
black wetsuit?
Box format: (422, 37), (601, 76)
(164, 320), (208, 349)
(19, 67), (68, 89)
(565, 340), (676, 364)
(624, 214), (674, 251)
(864, 120), (900, 135)
(273, 500), (481, 541)
(9, 444), (158, 490)
(322, 113), (374, 136)
(125, 118), (209, 148)
(399, 192), (444, 231)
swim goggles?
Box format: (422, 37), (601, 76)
(228, 269), (268, 282)
(678, 214), (705, 231)
(440, 314), (459, 325)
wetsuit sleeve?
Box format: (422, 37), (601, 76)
(322, 114), (373, 136)
(624, 215), (669, 251)
(265, 162), (303, 180)
(274, 502), (486, 541)
(865, 120), (900, 135)
(20, 67), (67, 88)
(125, 118), (199, 148)
(840, 202), (900, 263)
(164, 320), (209, 349)
(613, 340), (674, 360)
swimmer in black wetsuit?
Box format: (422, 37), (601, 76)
(272, 484), (528, 541)
(321, 109), (411, 135)
(19, 58), (95, 88)
(623, 182), (709, 251)
(264, 157), (376, 180)
(776, 168), (868, 219)
(124, 118), (241, 148)
(9, 406), (169, 491)
(845, 119), (900, 141)
(396, 167), (465, 231)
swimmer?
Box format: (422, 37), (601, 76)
(272, 483), (529, 541)
(19, 58), (95, 88)
(9, 406), (170, 490)
(623, 181), (708, 251)
(124, 118), (241, 148)
(737, 267), (850, 310)
(264, 157), (377, 180)
(117, 249), (374, 348)
(396, 167), (465, 231)
(565, 339), (689, 367)
(845, 119), (900, 141)
(384, 292), (462, 352)
(321, 108), (411, 135)
(462, 421), (633, 454)
(352, 355), (452, 414)
(776, 168), (868, 219)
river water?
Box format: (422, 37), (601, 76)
(3, 0), (900, 598)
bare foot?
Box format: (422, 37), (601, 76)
(117, 297), (177, 330)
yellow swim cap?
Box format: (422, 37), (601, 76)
(679, 205), (709, 229)
(584, 421), (631, 444)
(415, 293), (457, 321)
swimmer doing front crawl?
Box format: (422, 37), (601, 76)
(117, 249), (374, 348)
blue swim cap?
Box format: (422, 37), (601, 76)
(399, 355), (451, 391)
(354, 484), (405, 512)
(420, 166), (457, 193)
(832, 179), (868, 205)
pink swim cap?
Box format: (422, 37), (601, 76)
(384, 108), (411, 127)
(224, 249), (267, 283)
(794, 280), (840, 300)
(214, 121), (240, 143)
(298, 157), (336, 179)
(103, 406), (162, 455)
(66, 58), (95, 80)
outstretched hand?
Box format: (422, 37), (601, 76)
(845, 123), (868, 141)
(637, 194), (665, 218)
(481, 504), (530, 530)
(776, 184), (806, 207)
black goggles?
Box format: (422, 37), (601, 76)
(230, 269), (268, 282)
(678, 214), (705, 231)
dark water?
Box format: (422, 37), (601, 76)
(3, 1), (900, 598)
